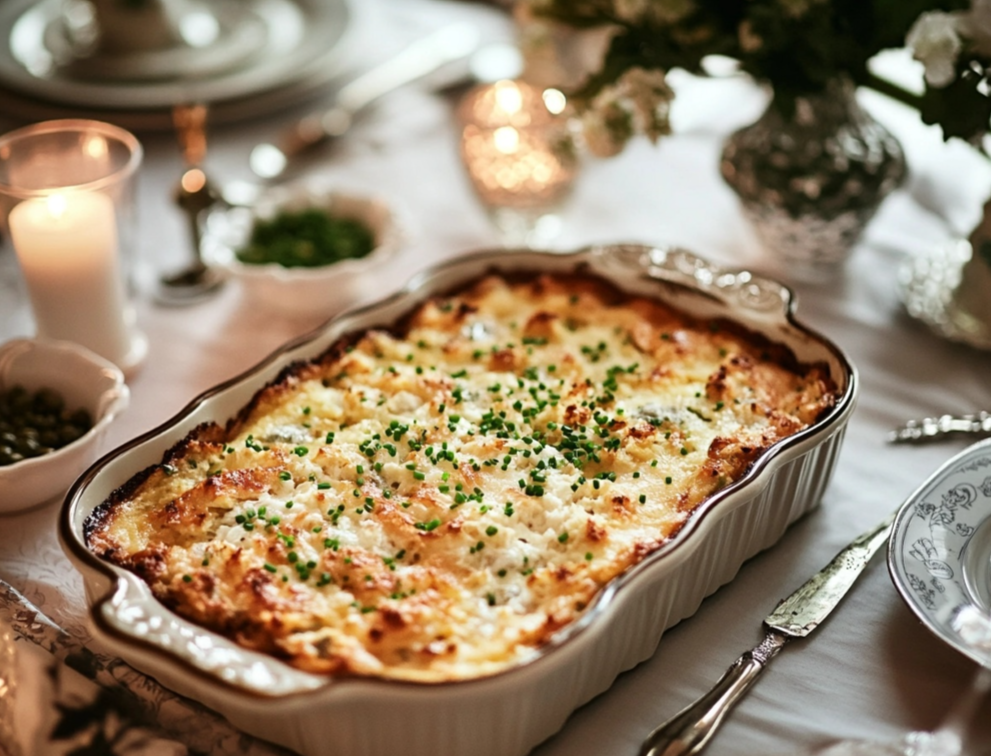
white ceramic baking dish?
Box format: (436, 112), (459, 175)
(60, 244), (857, 756)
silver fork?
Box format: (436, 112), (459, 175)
(155, 103), (226, 305)
(887, 411), (991, 444)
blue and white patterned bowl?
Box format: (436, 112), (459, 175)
(889, 437), (991, 664)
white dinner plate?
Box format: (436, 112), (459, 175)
(889, 437), (991, 665)
(0, 0), (353, 129)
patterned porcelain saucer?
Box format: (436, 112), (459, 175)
(889, 438), (991, 665)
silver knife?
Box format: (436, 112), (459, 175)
(248, 21), (482, 180)
(639, 512), (895, 756)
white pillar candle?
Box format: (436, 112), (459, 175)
(8, 190), (132, 363)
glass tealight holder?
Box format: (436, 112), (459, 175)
(0, 119), (147, 374)
(458, 79), (578, 248)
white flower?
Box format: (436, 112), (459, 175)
(907, 11), (964, 88)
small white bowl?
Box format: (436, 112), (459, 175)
(0, 338), (128, 514)
(202, 183), (404, 319)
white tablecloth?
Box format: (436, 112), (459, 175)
(2, 1), (991, 754)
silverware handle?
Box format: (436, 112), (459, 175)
(639, 631), (788, 756)
(279, 21), (481, 158)
(888, 411), (991, 444)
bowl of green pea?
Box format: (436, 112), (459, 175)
(202, 182), (405, 319)
(0, 338), (128, 513)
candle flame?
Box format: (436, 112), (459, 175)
(493, 126), (519, 154)
(493, 81), (522, 115)
(46, 193), (67, 219)
(84, 135), (108, 159)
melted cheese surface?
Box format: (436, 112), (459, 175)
(87, 274), (835, 681)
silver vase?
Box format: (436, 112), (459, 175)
(721, 78), (905, 279)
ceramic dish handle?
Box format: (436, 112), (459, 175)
(590, 244), (795, 323)
(98, 574), (327, 697)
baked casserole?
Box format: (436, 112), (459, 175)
(86, 272), (838, 682)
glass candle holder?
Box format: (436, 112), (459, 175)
(458, 79), (578, 248)
(0, 119), (147, 373)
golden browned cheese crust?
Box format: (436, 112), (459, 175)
(86, 273), (837, 681)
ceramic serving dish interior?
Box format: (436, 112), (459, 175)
(61, 245), (857, 756)
(0, 338), (128, 514)
(889, 436), (991, 665)
(201, 181), (405, 319)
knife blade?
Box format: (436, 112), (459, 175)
(248, 21), (482, 180)
(639, 512), (895, 756)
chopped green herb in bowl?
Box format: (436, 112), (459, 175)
(236, 208), (376, 268)
(202, 184), (404, 317)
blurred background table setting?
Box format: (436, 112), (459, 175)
(1, 0), (991, 754)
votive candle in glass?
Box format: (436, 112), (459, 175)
(0, 120), (146, 373)
(458, 79), (578, 247)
